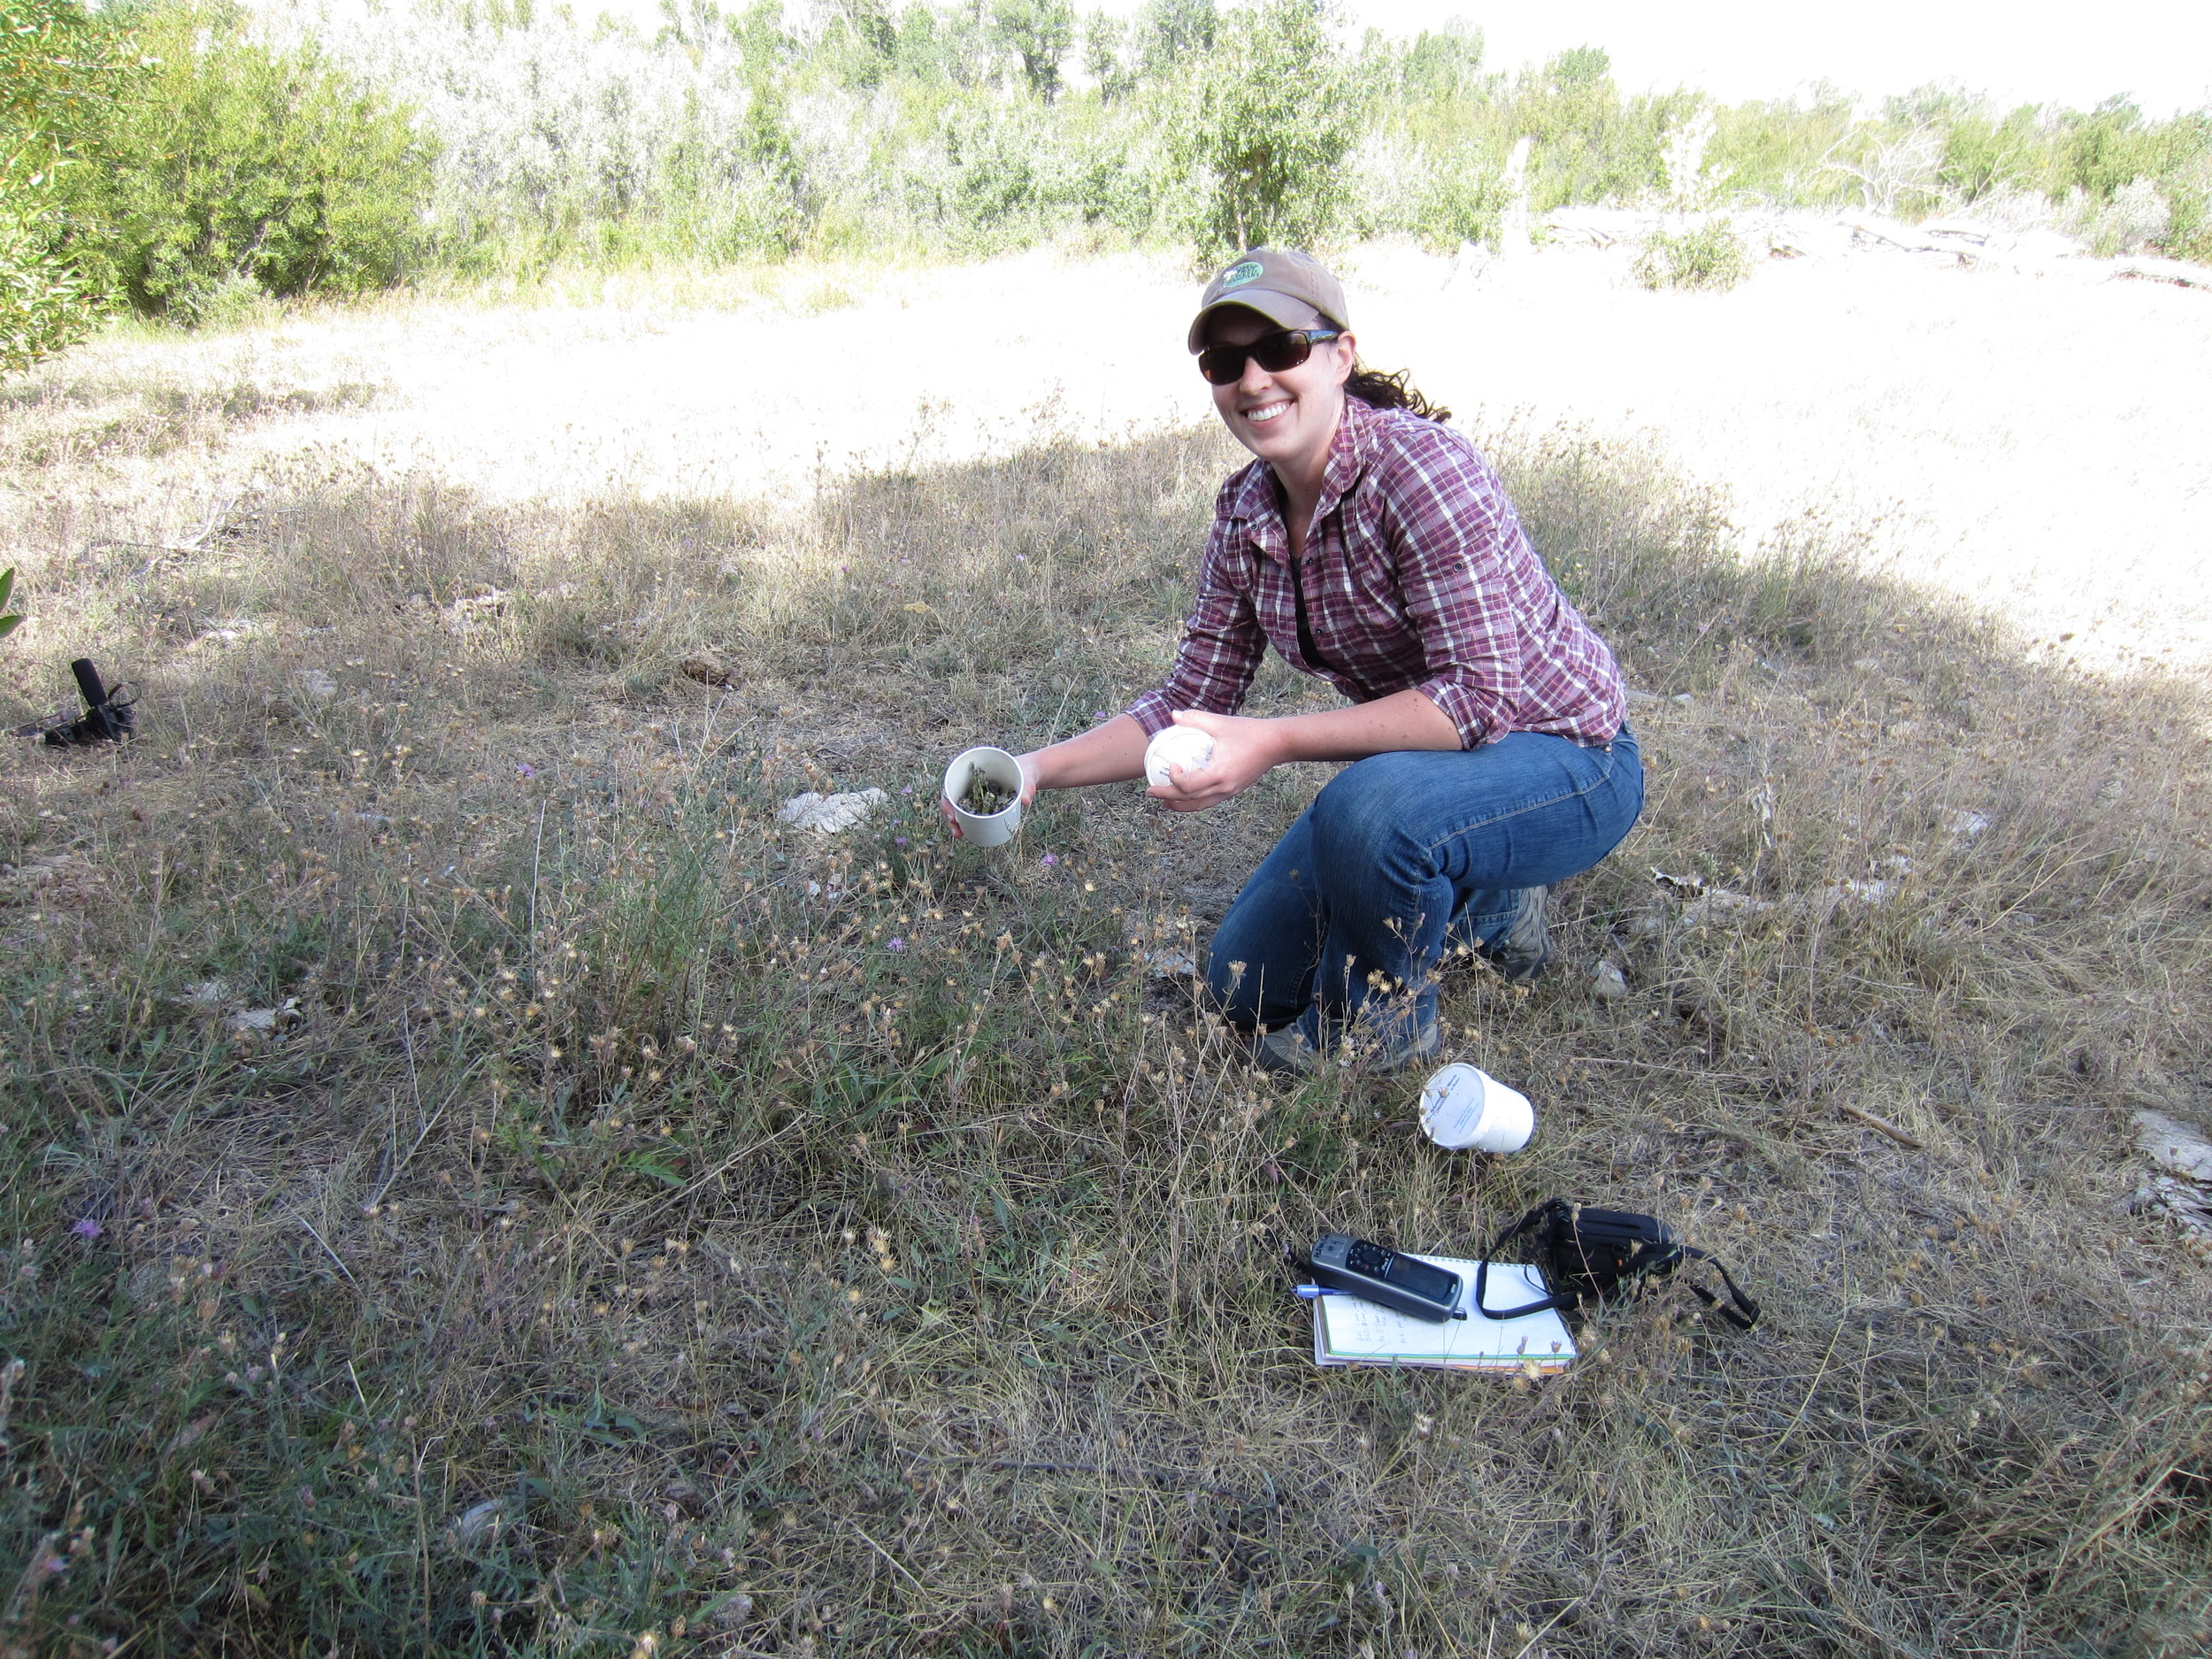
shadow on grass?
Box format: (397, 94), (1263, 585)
(0, 422), (2207, 1656)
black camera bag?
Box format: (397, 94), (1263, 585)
(1473, 1198), (1759, 1331)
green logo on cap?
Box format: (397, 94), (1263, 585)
(1220, 259), (1264, 289)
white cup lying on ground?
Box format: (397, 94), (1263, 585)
(943, 746), (1025, 848)
(1417, 1063), (1535, 1153)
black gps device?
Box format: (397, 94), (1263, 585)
(1310, 1233), (1466, 1323)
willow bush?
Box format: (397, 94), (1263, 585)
(0, 0), (131, 369)
(57, 1), (434, 319)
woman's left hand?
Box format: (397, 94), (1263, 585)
(1147, 710), (1281, 812)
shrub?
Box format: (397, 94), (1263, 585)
(1170, 0), (1361, 253)
(2152, 119), (2212, 260)
(47, 0), (2194, 292)
(1707, 88), (1862, 208)
(1348, 128), (1506, 251)
(1632, 216), (1750, 290)
(1416, 151), (1509, 249)
(2076, 177), (2170, 257)
(58, 1), (434, 319)
(1509, 48), (1670, 210)
(2053, 96), (2159, 202)
(2166, 173), (2212, 260)
(1939, 104), (2043, 202)
(0, 0), (132, 370)
(0, 199), (99, 373)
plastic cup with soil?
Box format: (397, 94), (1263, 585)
(942, 746), (1025, 848)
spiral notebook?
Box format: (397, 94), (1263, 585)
(1308, 1254), (1577, 1375)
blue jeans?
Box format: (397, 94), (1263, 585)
(1203, 726), (1643, 1043)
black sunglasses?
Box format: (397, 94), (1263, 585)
(1196, 328), (1342, 386)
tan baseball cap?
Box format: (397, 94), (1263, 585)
(1187, 247), (1351, 353)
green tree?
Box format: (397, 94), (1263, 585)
(892, 2), (943, 79)
(1172, 0), (1358, 253)
(1398, 20), (1483, 102)
(0, 0), (136, 372)
(59, 3), (434, 319)
(1134, 0), (1215, 82)
(1548, 43), (1609, 87)
(823, 0), (896, 86)
(1082, 10), (1130, 100)
(990, 0), (1072, 101)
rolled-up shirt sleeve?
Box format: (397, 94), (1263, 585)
(1125, 510), (1267, 737)
(1381, 438), (1536, 749)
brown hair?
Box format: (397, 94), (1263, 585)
(1345, 364), (1451, 423)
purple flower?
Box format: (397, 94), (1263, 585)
(1040, 853), (1059, 867)
(1090, 710), (1109, 721)
(1015, 554), (1027, 562)
(886, 937), (906, 953)
(69, 1217), (102, 1240)
(901, 785), (913, 795)
(515, 762), (535, 779)
(895, 836), (908, 847)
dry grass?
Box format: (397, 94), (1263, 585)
(0, 363), (2208, 1658)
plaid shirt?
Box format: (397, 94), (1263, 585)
(1126, 399), (1626, 750)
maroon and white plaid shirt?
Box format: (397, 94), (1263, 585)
(1126, 398), (1626, 750)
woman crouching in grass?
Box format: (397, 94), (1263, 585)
(956, 248), (1641, 1074)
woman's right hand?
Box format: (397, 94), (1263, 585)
(1145, 710), (1281, 811)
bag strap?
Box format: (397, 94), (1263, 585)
(1472, 1201), (1580, 1321)
(1287, 552), (1344, 680)
(1678, 1246), (1762, 1330)
(1271, 469), (1344, 683)
(1474, 1202), (1762, 1330)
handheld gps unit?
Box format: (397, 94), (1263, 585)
(1310, 1233), (1466, 1323)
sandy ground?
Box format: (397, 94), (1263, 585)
(19, 238), (2212, 671)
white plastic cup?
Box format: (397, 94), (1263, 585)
(943, 746), (1025, 848)
(1417, 1062), (1534, 1153)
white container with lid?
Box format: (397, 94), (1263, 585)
(1144, 725), (1216, 787)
